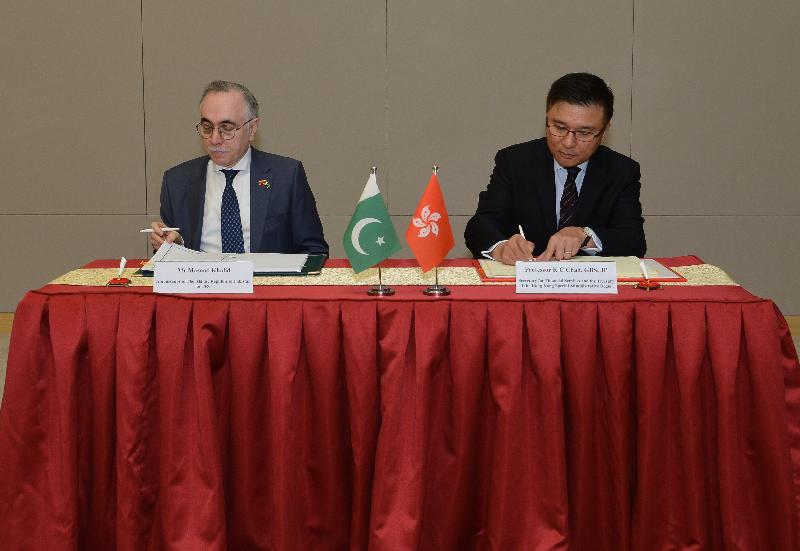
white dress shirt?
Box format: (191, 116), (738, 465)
(200, 147), (252, 253)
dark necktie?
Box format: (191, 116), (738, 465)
(220, 169), (245, 253)
(558, 166), (581, 229)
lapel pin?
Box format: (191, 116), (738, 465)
(258, 179), (271, 188)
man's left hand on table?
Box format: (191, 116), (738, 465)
(536, 226), (592, 261)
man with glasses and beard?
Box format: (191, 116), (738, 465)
(150, 80), (328, 255)
(464, 72), (645, 264)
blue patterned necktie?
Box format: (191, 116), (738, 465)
(220, 169), (245, 253)
(558, 166), (581, 229)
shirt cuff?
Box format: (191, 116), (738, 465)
(481, 240), (508, 260)
(580, 227), (602, 255)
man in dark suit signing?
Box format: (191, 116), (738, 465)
(149, 80), (328, 255)
(464, 72), (645, 264)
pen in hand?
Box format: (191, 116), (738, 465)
(517, 224), (536, 261)
(140, 227), (180, 233)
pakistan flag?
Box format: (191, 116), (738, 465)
(343, 171), (401, 273)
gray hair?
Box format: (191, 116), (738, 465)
(200, 80), (259, 118)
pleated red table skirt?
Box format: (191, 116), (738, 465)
(1, 258), (798, 550)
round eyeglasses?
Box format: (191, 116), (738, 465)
(196, 117), (256, 140)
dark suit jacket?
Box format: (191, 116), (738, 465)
(160, 148), (328, 254)
(464, 138), (645, 257)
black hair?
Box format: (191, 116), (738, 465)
(546, 73), (614, 123)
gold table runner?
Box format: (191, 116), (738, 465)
(49, 264), (737, 288)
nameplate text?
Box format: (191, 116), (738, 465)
(515, 261), (617, 294)
(154, 261), (254, 294)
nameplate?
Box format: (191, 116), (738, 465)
(515, 261), (617, 294)
(154, 261), (254, 294)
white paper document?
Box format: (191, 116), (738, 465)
(143, 242), (308, 274)
(479, 256), (681, 280)
(564, 256), (678, 279)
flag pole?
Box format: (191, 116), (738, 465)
(367, 166), (395, 296)
(368, 265), (395, 296)
(423, 164), (451, 297)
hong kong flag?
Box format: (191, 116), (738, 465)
(405, 170), (455, 272)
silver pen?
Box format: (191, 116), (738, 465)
(140, 227), (180, 233)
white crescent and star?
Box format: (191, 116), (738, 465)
(350, 217), (382, 255)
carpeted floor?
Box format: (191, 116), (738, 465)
(0, 334), (798, 404)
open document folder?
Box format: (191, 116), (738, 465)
(140, 242), (310, 275)
(476, 256), (686, 282)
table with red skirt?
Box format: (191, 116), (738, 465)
(0, 257), (798, 550)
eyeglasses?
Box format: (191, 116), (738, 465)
(196, 117), (256, 140)
(546, 122), (606, 142)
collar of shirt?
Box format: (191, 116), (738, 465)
(212, 146), (252, 174)
(553, 158), (589, 193)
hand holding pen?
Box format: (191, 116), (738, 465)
(142, 223), (182, 250)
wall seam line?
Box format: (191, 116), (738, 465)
(630, 0), (635, 158)
(384, 0), (390, 209)
(140, 0), (150, 257)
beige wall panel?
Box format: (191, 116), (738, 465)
(323, 214), (471, 259)
(646, 215), (800, 314)
(142, 0), (386, 217)
(387, 1), (633, 216)
(0, 2), (145, 214)
(0, 215), (151, 311)
(633, 1), (800, 215)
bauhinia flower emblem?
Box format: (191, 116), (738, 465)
(411, 204), (442, 238)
